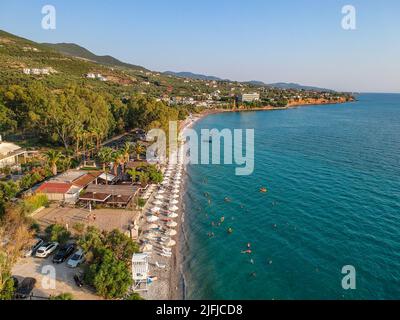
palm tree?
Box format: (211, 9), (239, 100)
(121, 142), (134, 163)
(133, 143), (146, 161)
(46, 150), (62, 176)
(111, 151), (125, 177)
(97, 147), (113, 184)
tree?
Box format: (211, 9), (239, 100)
(85, 248), (132, 299)
(105, 229), (139, 265)
(45, 224), (71, 244)
(121, 142), (134, 163)
(111, 151), (125, 176)
(45, 150), (62, 176)
(0, 208), (33, 299)
(133, 143), (146, 161)
(97, 147), (113, 172)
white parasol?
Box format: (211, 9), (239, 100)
(168, 213), (178, 219)
(151, 207), (161, 213)
(166, 239), (176, 247)
(170, 199), (179, 205)
(147, 215), (159, 223)
(169, 205), (179, 212)
(167, 221), (178, 228)
(166, 229), (177, 236)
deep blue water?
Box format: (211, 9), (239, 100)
(182, 93), (400, 300)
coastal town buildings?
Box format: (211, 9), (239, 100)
(238, 93), (260, 103)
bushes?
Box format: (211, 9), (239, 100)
(22, 193), (49, 215)
(78, 227), (139, 299)
(45, 224), (71, 244)
(85, 248), (132, 299)
(50, 293), (74, 300)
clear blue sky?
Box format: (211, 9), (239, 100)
(0, 0), (399, 92)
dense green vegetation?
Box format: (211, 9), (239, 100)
(79, 227), (139, 299)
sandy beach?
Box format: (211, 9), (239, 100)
(137, 99), (352, 300)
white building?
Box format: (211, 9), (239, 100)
(238, 93), (260, 103)
(0, 138), (27, 169)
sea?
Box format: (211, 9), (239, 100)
(181, 93), (400, 300)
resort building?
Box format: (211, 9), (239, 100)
(79, 184), (140, 208)
(36, 170), (102, 204)
(0, 138), (28, 169)
(238, 93), (260, 103)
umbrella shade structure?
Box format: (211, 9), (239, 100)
(155, 195), (165, 200)
(147, 223), (159, 229)
(158, 189), (166, 194)
(166, 239), (177, 247)
(170, 199), (179, 205)
(153, 200), (163, 205)
(147, 215), (159, 223)
(172, 194), (179, 199)
(161, 181), (170, 186)
(141, 244), (153, 252)
(168, 213), (178, 219)
(172, 189), (179, 194)
(169, 205), (179, 212)
(151, 207), (161, 213)
(167, 221), (178, 228)
(166, 229), (177, 236)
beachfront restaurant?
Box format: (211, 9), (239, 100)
(79, 184), (140, 208)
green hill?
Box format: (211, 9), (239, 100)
(42, 42), (148, 72)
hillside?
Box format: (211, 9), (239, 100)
(164, 71), (227, 82)
(42, 42), (148, 72)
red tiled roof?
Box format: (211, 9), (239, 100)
(36, 182), (72, 194)
(72, 172), (102, 188)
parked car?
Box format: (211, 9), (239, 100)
(35, 242), (59, 258)
(73, 274), (84, 288)
(67, 249), (86, 268)
(15, 277), (36, 299)
(52, 243), (76, 264)
(25, 238), (44, 257)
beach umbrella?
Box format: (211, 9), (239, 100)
(155, 195), (165, 200)
(147, 223), (159, 229)
(172, 189), (179, 194)
(168, 213), (178, 219)
(166, 229), (177, 236)
(161, 181), (170, 186)
(151, 207), (161, 213)
(166, 239), (176, 247)
(158, 189), (166, 194)
(170, 199), (179, 205)
(141, 244), (153, 252)
(167, 221), (178, 228)
(172, 194), (179, 199)
(169, 205), (179, 212)
(147, 215), (159, 223)
(153, 200), (163, 205)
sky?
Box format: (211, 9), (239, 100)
(0, 0), (399, 93)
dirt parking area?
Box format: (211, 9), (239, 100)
(12, 255), (100, 300)
(33, 206), (138, 235)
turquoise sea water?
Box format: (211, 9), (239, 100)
(181, 93), (400, 300)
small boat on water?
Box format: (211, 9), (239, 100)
(260, 187), (268, 193)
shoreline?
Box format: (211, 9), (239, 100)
(149, 98), (353, 300)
